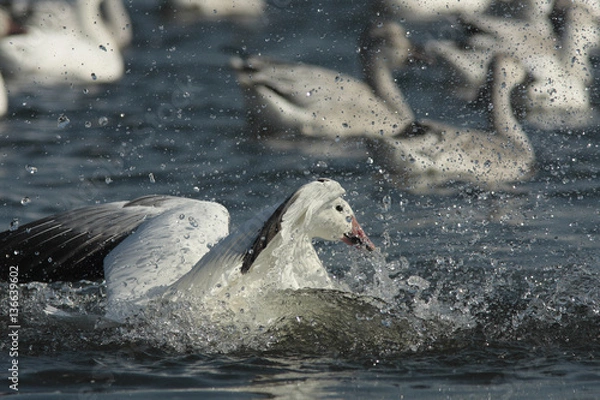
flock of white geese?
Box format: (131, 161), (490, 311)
(230, 0), (598, 191)
(231, 0), (600, 191)
(0, 0), (597, 192)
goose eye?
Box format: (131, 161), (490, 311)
(335, 205), (344, 212)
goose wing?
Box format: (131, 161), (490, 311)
(104, 197), (229, 304)
(171, 205), (277, 296)
(0, 196), (229, 285)
(0, 197), (162, 282)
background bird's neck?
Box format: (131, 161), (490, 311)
(361, 49), (414, 129)
(490, 67), (532, 153)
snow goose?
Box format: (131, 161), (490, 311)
(231, 20), (415, 139)
(163, 0), (265, 22)
(425, 0), (597, 127)
(8, 0), (131, 48)
(368, 54), (535, 192)
(0, 179), (375, 318)
(0, 0), (125, 85)
(0, 7), (15, 117)
(373, 0), (493, 22)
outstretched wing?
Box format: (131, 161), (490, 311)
(170, 205), (277, 297)
(0, 196), (227, 284)
(104, 197), (229, 304)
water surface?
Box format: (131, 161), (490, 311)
(1, 1), (599, 398)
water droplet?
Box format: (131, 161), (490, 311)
(99, 44), (107, 52)
(366, 157), (374, 165)
(188, 216), (198, 228)
(98, 116), (108, 126)
(316, 160), (328, 168)
(91, 73), (97, 81)
(105, 177), (113, 184)
(407, 275), (430, 290)
(84, 121), (92, 128)
(382, 195), (392, 212)
(148, 173), (156, 183)
(9, 218), (19, 231)
(25, 165), (38, 174)
(83, 88), (89, 94)
(57, 114), (70, 128)
(20, 197), (31, 206)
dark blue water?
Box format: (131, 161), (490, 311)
(1, 1), (599, 398)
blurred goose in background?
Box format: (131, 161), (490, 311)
(7, 0), (132, 48)
(373, 0), (493, 22)
(163, 0), (265, 23)
(0, 0), (127, 85)
(425, 0), (555, 93)
(425, 0), (598, 128)
(554, 0), (600, 76)
(0, 6), (17, 116)
(0, 179), (375, 318)
(231, 20), (415, 139)
(368, 54), (535, 192)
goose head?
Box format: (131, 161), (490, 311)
(303, 184), (373, 247)
(241, 178), (375, 274)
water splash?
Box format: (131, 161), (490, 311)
(1, 255), (598, 357)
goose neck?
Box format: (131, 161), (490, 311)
(490, 67), (531, 151)
(257, 231), (330, 290)
(561, 6), (598, 78)
(360, 46), (413, 123)
(76, 0), (114, 45)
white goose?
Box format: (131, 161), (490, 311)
(0, 0), (125, 85)
(164, 0), (265, 21)
(0, 179), (375, 319)
(368, 54), (535, 192)
(425, 0), (598, 127)
(231, 20), (415, 139)
(0, 6), (15, 117)
(373, 0), (494, 22)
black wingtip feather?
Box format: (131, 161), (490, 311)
(0, 196), (173, 283)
